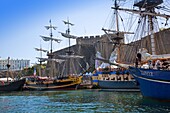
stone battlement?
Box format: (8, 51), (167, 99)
(76, 35), (102, 45)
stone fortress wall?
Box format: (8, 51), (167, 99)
(46, 28), (170, 76)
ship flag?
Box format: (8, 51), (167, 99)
(33, 67), (36, 76)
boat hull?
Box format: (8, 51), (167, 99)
(129, 66), (170, 100)
(24, 76), (82, 91)
(25, 83), (79, 91)
(0, 79), (26, 91)
(95, 69), (139, 90)
(98, 80), (139, 89)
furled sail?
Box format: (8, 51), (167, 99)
(34, 48), (48, 53)
(59, 32), (78, 39)
(58, 55), (84, 59)
(44, 26), (57, 30)
(36, 57), (65, 63)
(40, 35), (62, 42)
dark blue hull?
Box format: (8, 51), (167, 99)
(94, 69), (139, 90)
(129, 66), (170, 100)
(98, 80), (139, 89)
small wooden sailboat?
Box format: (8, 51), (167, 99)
(0, 57), (26, 91)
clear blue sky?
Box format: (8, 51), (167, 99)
(0, 0), (117, 64)
(1, 0), (169, 64)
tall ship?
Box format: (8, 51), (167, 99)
(110, 0), (170, 100)
(25, 20), (82, 90)
(94, 0), (139, 90)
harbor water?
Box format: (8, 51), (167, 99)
(0, 90), (170, 113)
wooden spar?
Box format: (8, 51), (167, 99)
(62, 18), (74, 75)
(41, 20), (61, 77)
(41, 20), (61, 58)
(148, 12), (156, 55)
(115, 0), (119, 35)
(102, 0), (135, 63)
(35, 44), (48, 77)
(111, 7), (170, 19)
(115, 0), (121, 63)
(112, 6), (170, 55)
(102, 28), (134, 34)
(6, 57), (10, 83)
(63, 18), (74, 54)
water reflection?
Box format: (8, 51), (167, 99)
(0, 90), (169, 113)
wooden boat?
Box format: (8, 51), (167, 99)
(25, 19), (84, 90)
(0, 57), (26, 91)
(93, 0), (139, 90)
(24, 76), (82, 90)
(0, 78), (26, 91)
(96, 67), (139, 90)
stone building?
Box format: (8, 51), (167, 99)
(46, 28), (170, 77)
(0, 58), (30, 71)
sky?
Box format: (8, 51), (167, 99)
(0, 0), (117, 64)
(0, 0), (170, 64)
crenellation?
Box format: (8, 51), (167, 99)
(84, 36), (89, 38)
(95, 35), (100, 38)
(90, 36), (94, 38)
(76, 35), (102, 45)
(78, 35), (101, 39)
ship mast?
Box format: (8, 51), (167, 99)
(115, 0), (119, 36)
(63, 18), (74, 55)
(115, 0), (121, 62)
(63, 18), (74, 75)
(49, 20), (55, 55)
(6, 57), (10, 83)
(148, 8), (156, 55)
(40, 20), (61, 58)
(102, 0), (134, 63)
(35, 43), (48, 77)
(112, 0), (170, 55)
(59, 18), (84, 76)
(40, 20), (62, 77)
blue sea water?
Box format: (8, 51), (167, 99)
(0, 90), (170, 113)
